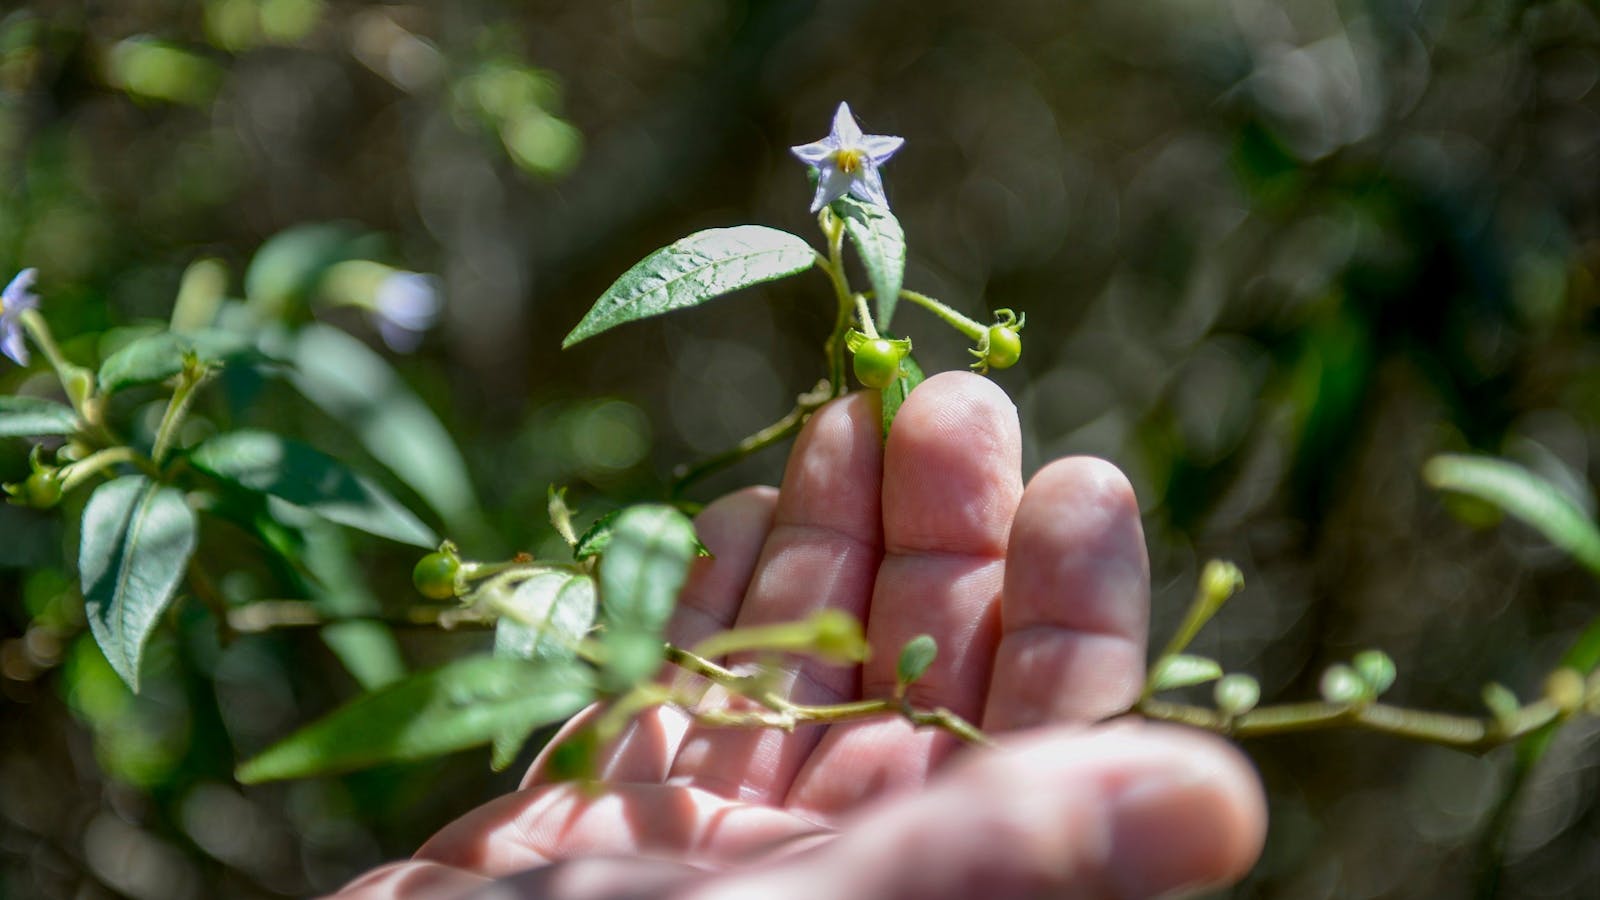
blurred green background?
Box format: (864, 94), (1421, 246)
(3, 0), (1600, 896)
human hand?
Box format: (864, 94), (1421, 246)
(337, 372), (1266, 899)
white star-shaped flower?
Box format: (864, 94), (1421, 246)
(790, 102), (904, 213)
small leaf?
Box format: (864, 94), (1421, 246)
(494, 572), (598, 664)
(236, 656), (593, 783)
(1425, 454), (1600, 576)
(291, 324), (482, 540)
(1482, 682), (1520, 725)
(562, 226), (817, 348)
(832, 196), (906, 329)
(97, 329), (260, 394)
(190, 430), (436, 547)
(0, 396), (79, 438)
(80, 475), (198, 691)
(880, 352), (925, 439)
(1147, 654), (1224, 692)
(896, 634), (938, 686)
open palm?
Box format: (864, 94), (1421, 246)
(338, 373), (1265, 900)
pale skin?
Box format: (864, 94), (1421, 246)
(337, 372), (1267, 900)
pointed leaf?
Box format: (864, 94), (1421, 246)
(190, 430), (436, 547)
(896, 634), (938, 686)
(833, 196), (906, 329)
(236, 656), (593, 782)
(1147, 654), (1224, 692)
(1424, 454), (1600, 576)
(291, 323), (481, 539)
(575, 509), (709, 562)
(97, 329), (262, 394)
(880, 352), (924, 439)
(562, 226), (817, 348)
(80, 475), (198, 691)
(0, 396), (80, 437)
(494, 572), (598, 664)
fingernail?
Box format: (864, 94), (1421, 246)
(1107, 767), (1239, 899)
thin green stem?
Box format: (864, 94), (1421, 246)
(670, 380), (831, 494)
(225, 600), (497, 633)
(60, 446), (150, 491)
(150, 365), (208, 466)
(18, 309), (99, 425)
(18, 309), (74, 380)
(854, 294), (879, 339)
(819, 211), (855, 396)
(899, 289), (986, 340)
(1135, 696), (1570, 754)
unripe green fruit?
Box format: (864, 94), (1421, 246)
(412, 551), (461, 600)
(23, 469), (63, 509)
(852, 339), (903, 389)
(984, 325), (1022, 370)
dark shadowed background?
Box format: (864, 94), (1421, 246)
(3, 0), (1600, 896)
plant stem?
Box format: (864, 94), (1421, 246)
(670, 380), (832, 494)
(854, 294), (879, 339)
(225, 601), (497, 633)
(1135, 695), (1569, 754)
(899, 289), (986, 340)
(151, 364), (208, 466)
(18, 309), (99, 425)
(819, 211), (855, 396)
(59, 446), (152, 490)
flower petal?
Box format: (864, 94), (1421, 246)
(1, 323), (29, 366)
(811, 165), (851, 213)
(830, 102), (863, 145)
(2, 268), (38, 311)
(790, 139), (837, 167)
(849, 166), (890, 208)
(862, 134), (905, 163)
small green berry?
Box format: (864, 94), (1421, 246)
(983, 324), (1022, 370)
(22, 469), (63, 509)
(852, 338), (905, 390)
(412, 551), (461, 600)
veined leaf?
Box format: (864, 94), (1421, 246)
(236, 656), (593, 783)
(575, 508), (709, 562)
(190, 430), (436, 547)
(1424, 454), (1600, 575)
(833, 196), (906, 329)
(880, 352), (924, 440)
(80, 475), (198, 691)
(494, 572), (598, 664)
(0, 396), (79, 437)
(563, 226), (817, 348)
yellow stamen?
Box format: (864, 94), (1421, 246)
(834, 148), (865, 174)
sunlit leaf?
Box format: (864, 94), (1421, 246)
(494, 572), (598, 664)
(1424, 454), (1600, 576)
(597, 504), (698, 690)
(562, 226), (817, 348)
(832, 196), (906, 329)
(1147, 654), (1224, 693)
(0, 396), (79, 437)
(236, 656), (593, 783)
(80, 475), (198, 691)
(190, 430), (436, 547)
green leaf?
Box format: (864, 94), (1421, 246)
(880, 352), (924, 439)
(1147, 654), (1224, 692)
(236, 656), (593, 783)
(575, 509), (709, 562)
(80, 475), (198, 691)
(598, 505), (698, 692)
(0, 396), (79, 437)
(832, 196), (906, 329)
(896, 634), (938, 686)
(190, 430), (436, 547)
(599, 505), (699, 633)
(97, 329), (262, 394)
(494, 572), (598, 664)
(291, 323), (482, 540)
(562, 226), (817, 348)
(1424, 454), (1600, 575)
